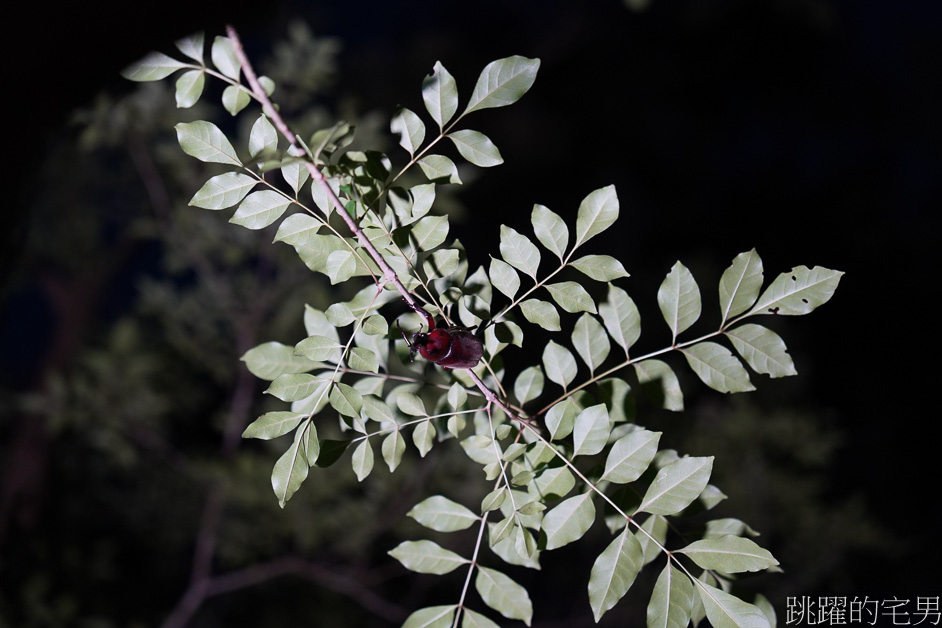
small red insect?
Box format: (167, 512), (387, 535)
(401, 302), (484, 370)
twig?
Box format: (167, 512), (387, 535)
(223, 25), (533, 428)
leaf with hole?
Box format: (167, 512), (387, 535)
(749, 266), (844, 316)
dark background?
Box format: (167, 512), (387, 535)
(3, 0), (939, 626)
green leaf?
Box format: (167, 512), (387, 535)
(240, 341), (319, 380)
(528, 466), (575, 501)
(448, 129), (503, 167)
(638, 456), (714, 515)
(657, 261), (701, 342)
(350, 440), (374, 481)
(719, 249), (763, 324)
(602, 429), (661, 483)
(572, 313), (610, 374)
(677, 535), (779, 573)
(704, 518), (760, 539)
(274, 213), (320, 245)
(696, 582), (771, 628)
(391, 107), (426, 156)
(461, 608), (501, 628)
(749, 265), (844, 316)
(475, 567), (533, 625)
(174, 32), (204, 63)
(542, 341), (577, 389)
(599, 285), (641, 356)
(422, 248), (460, 280)
(361, 315), (388, 336)
(418, 154), (461, 184)
(572, 404), (611, 457)
(545, 281), (597, 314)
(243, 411), (306, 440)
(325, 249), (361, 285)
(175, 121), (241, 165)
(635, 514), (668, 565)
(545, 397), (579, 440)
(574, 185), (619, 249)
(408, 495), (479, 532)
(464, 56), (540, 114)
(222, 84), (251, 116)
(725, 324), (797, 378)
(304, 307), (341, 342)
(382, 430), (407, 472)
(271, 423), (312, 507)
(634, 359), (683, 411)
(189, 172), (257, 210)
(402, 606), (456, 628)
(519, 299), (561, 331)
(513, 366), (544, 404)
(249, 114), (278, 157)
(397, 391), (427, 417)
(423, 61), (459, 128)
(174, 69), (205, 108)
(210, 36), (240, 79)
(531, 204), (569, 260)
(347, 347), (379, 373)
(295, 334), (343, 363)
(281, 153), (309, 194)
(488, 256), (521, 300)
(230, 191), (292, 230)
(588, 527), (644, 622)
(330, 382), (363, 418)
(570, 255), (629, 282)
(389, 540), (467, 575)
(325, 303), (356, 327)
(682, 341), (755, 393)
(312, 439), (350, 468)
(647, 564), (695, 628)
(121, 51), (189, 81)
(265, 373), (330, 403)
(543, 492), (596, 550)
(405, 215), (450, 255)
(499, 225), (541, 280)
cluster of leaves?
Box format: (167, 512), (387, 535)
(124, 31), (842, 627)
